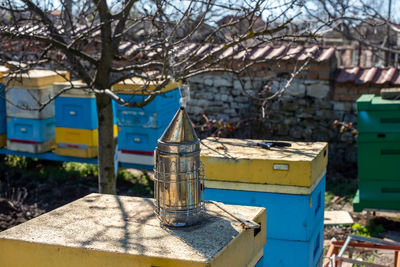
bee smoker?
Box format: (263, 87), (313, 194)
(153, 107), (204, 227)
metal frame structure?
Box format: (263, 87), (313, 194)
(323, 234), (400, 267)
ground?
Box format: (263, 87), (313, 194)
(323, 165), (400, 266)
(0, 156), (399, 266)
(0, 156), (153, 231)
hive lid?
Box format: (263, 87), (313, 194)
(357, 94), (400, 111)
(3, 70), (70, 88)
(112, 77), (181, 94)
(53, 81), (94, 97)
(157, 107), (199, 153)
(0, 66), (9, 80)
(200, 137), (328, 188)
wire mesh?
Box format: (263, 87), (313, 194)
(153, 162), (205, 226)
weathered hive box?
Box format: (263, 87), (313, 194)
(0, 193), (266, 267)
(113, 79), (181, 167)
(4, 70), (69, 119)
(201, 137), (328, 267)
(6, 117), (56, 153)
(354, 94), (400, 211)
(3, 70), (68, 153)
(55, 128), (99, 158)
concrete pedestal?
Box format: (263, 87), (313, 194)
(0, 193), (266, 267)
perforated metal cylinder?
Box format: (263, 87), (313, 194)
(154, 107), (204, 227)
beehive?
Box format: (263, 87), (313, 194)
(201, 137), (328, 267)
(4, 70), (69, 153)
(4, 70), (69, 119)
(54, 81), (97, 130)
(113, 79), (181, 167)
(0, 193), (266, 267)
(53, 81), (118, 158)
(354, 94), (400, 211)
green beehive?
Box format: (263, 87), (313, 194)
(354, 94), (400, 212)
(357, 94), (400, 132)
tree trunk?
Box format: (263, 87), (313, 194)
(96, 93), (116, 194)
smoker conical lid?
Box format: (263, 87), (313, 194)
(160, 106), (199, 143)
(157, 107), (200, 153)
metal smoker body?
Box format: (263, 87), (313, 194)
(154, 107), (204, 227)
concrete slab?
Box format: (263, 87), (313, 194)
(324, 210), (354, 225)
(0, 193), (266, 267)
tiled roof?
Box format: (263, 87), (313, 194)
(119, 42), (336, 62)
(335, 67), (400, 85)
(1, 21), (336, 63)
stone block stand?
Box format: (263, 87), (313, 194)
(0, 193), (266, 267)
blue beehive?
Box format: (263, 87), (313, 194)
(0, 66), (8, 140)
(201, 137), (328, 267)
(115, 88), (180, 128)
(7, 117), (56, 143)
(55, 96), (97, 129)
(206, 175), (326, 241)
(7, 117), (56, 153)
(263, 219), (324, 267)
(117, 126), (166, 152)
(54, 84), (98, 130)
(0, 83), (6, 135)
(113, 79), (181, 167)
(205, 176), (325, 267)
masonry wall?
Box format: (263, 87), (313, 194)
(187, 71), (358, 169)
(333, 82), (388, 102)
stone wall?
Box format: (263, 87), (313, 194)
(187, 73), (358, 169)
(333, 82), (390, 102)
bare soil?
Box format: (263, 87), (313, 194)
(0, 158), (153, 231)
(323, 166), (400, 266)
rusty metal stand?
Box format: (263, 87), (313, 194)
(323, 234), (400, 267)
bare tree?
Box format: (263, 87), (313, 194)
(0, 0), (324, 194)
(303, 0), (400, 66)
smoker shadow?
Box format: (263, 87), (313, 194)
(75, 194), (165, 255)
(74, 194), (241, 261)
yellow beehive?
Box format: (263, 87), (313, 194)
(201, 137), (328, 190)
(54, 146), (98, 158)
(0, 194), (266, 267)
(54, 126), (118, 158)
(56, 128), (98, 146)
(0, 134), (6, 147)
